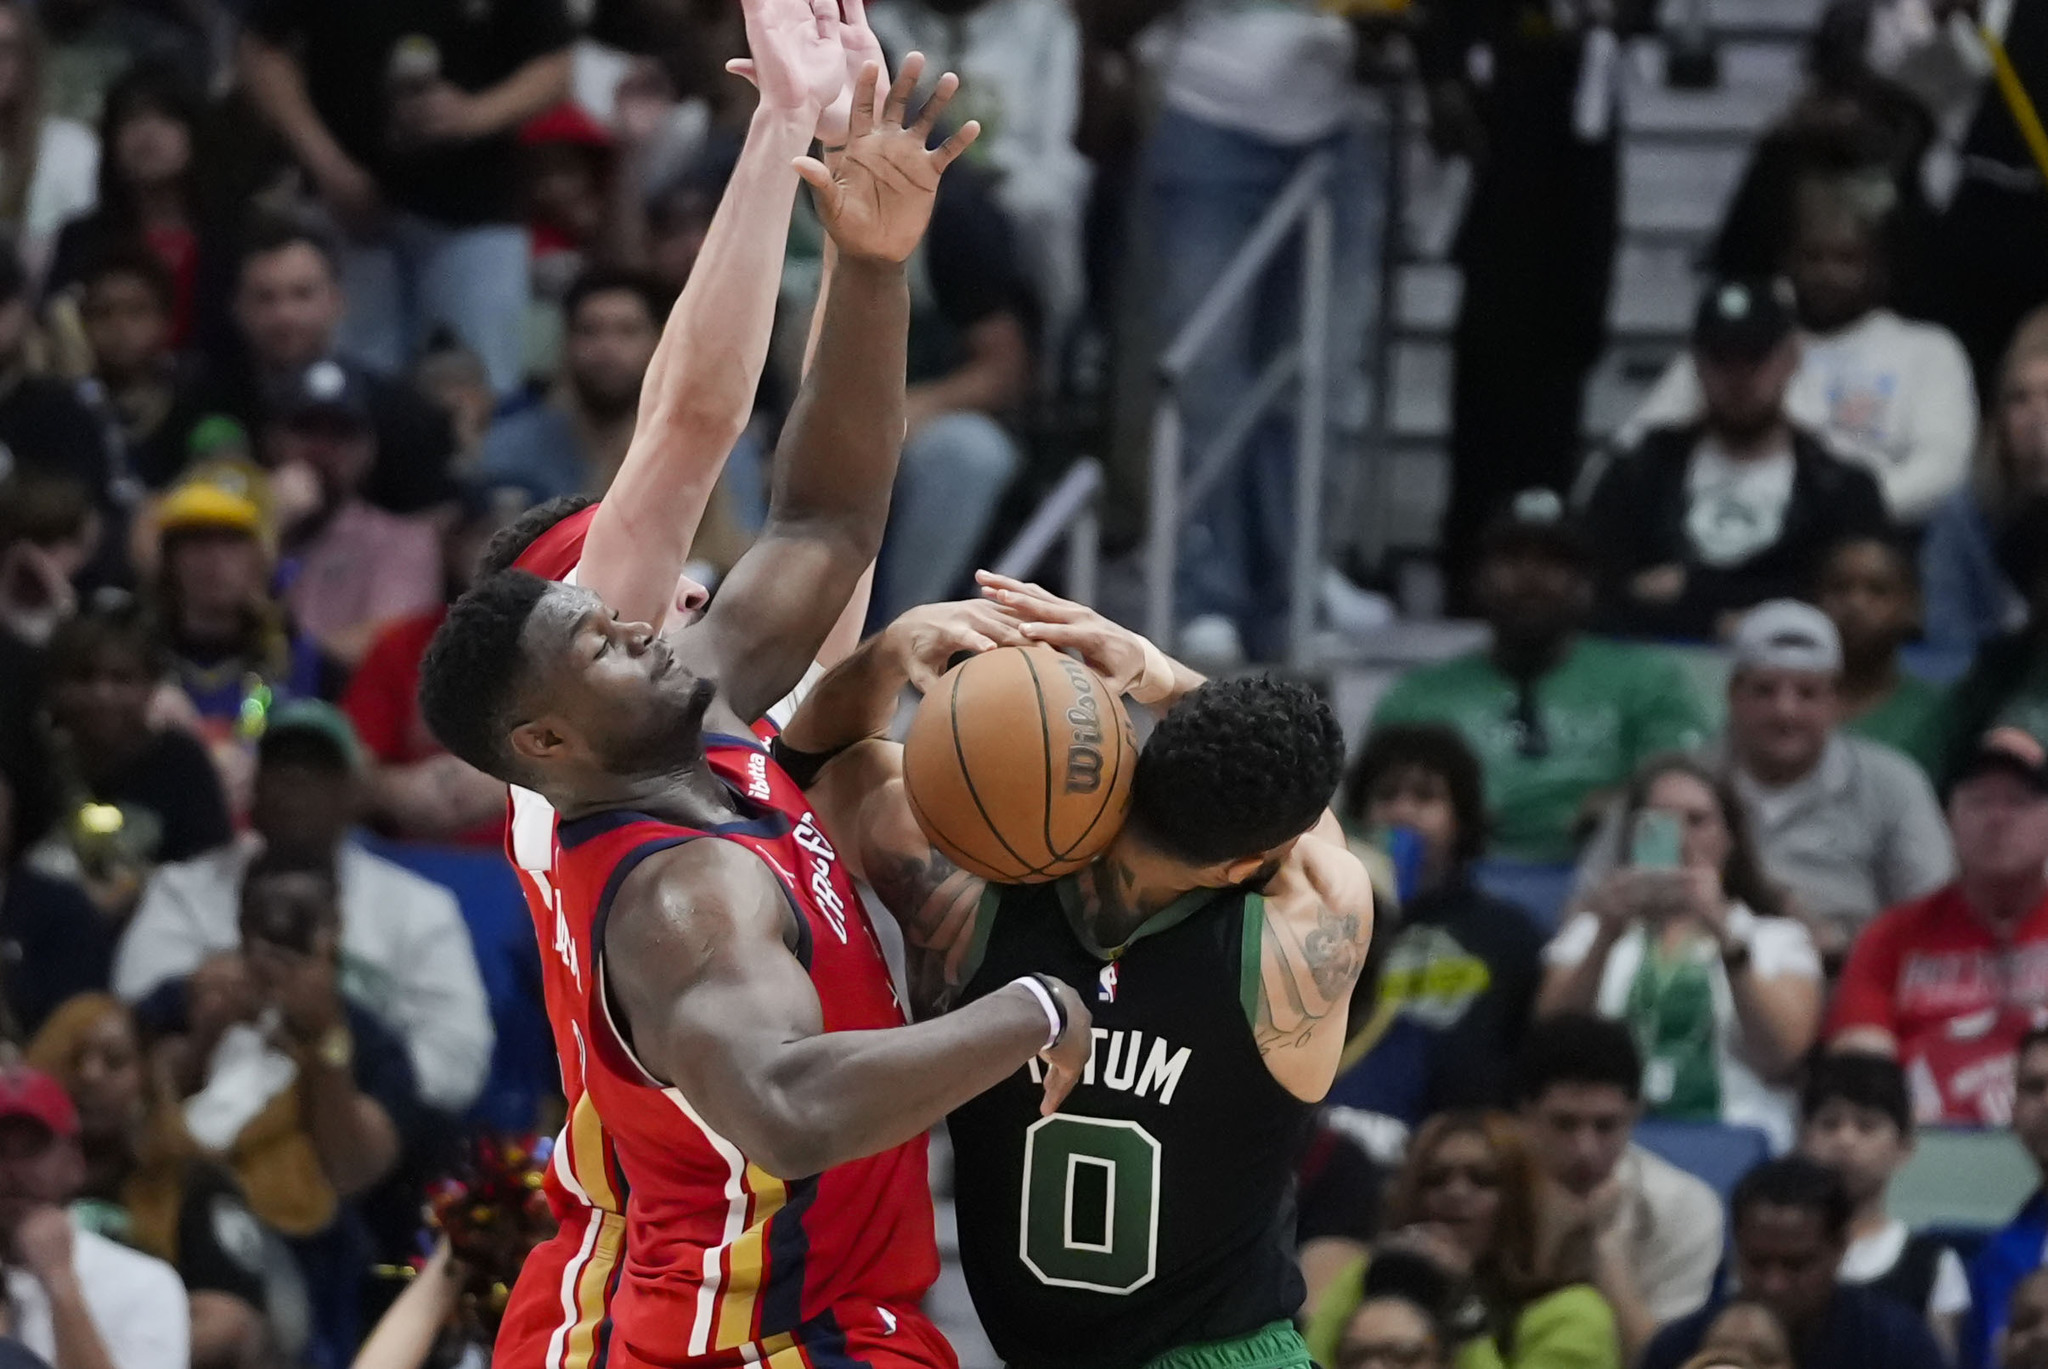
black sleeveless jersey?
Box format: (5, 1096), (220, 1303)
(945, 877), (1315, 1369)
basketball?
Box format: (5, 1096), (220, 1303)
(901, 644), (1139, 883)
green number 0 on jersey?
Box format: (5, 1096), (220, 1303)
(1018, 1115), (1161, 1293)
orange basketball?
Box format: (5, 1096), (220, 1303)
(901, 644), (1139, 883)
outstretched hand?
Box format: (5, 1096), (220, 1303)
(797, 55), (979, 263)
(726, 0), (883, 144)
(976, 571), (1176, 703)
(737, 0), (844, 116)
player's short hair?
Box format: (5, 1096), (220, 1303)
(419, 571), (553, 780)
(1130, 674), (1344, 866)
(479, 494), (597, 578)
(564, 267), (675, 334)
(1342, 722), (1488, 867)
(1731, 1156), (1853, 1243)
(1801, 1050), (1911, 1136)
(1515, 1012), (1642, 1105)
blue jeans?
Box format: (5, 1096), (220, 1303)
(338, 213), (531, 394)
(723, 409), (1021, 624)
(1141, 107), (1385, 658)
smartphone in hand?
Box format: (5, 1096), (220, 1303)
(1629, 810), (1683, 870)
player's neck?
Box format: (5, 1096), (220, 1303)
(1076, 836), (1208, 948)
(550, 757), (742, 828)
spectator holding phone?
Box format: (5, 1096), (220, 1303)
(1538, 754), (1824, 1150)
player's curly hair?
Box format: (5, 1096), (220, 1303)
(479, 494), (598, 578)
(419, 570), (553, 781)
(1130, 675), (1344, 865)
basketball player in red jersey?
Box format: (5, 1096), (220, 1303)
(417, 55), (1094, 1369)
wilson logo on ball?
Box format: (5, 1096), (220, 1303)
(1058, 657), (1105, 795)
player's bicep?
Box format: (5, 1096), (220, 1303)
(700, 531), (866, 723)
(1252, 845), (1374, 1078)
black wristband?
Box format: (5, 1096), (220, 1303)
(768, 735), (853, 790)
(1028, 973), (1069, 1041)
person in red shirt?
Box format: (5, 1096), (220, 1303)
(1830, 727), (2048, 1124)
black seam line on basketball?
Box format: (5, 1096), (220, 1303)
(949, 657), (1042, 878)
(1020, 646), (1059, 865)
(906, 778), (1025, 883)
(1056, 698), (1130, 861)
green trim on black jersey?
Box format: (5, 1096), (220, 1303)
(1054, 876), (1223, 962)
(1238, 893), (1267, 1032)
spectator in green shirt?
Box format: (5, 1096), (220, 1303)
(1818, 536), (1946, 776)
(1373, 491), (1710, 864)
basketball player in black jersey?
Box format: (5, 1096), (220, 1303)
(776, 575), (1374, 1369)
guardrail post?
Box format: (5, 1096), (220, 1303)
(1289, 190), (1335, 670)
(1146, 396), (1181, 648)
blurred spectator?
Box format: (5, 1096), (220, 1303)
(0, 242), (121, 521)
(149, 459), (328, 810)
(1516, 1014), (1724, 1362)
(209, 220), (458, 517)
(1968, 1031), (2048, 1369)
(1799, 1051), (1970, 1357)
(0, 770), (113, 1040)
(1642, 1157), (1946, 1369)
(1583, 278), (1890, 639)
(27, 994), (296, 1369)
(2008, 1268), (2048, 1369)
(114, 702), (492, 1114)
(1370, 490), (1708, 863)
(0, 474), (100, 650)
(1328, 724), (1545, 1123)
(1939, 492), (2048, 771)
(1302, 1111), (1619, 1369)
(1330, 1293), (1451, 1369)
(479, 268), (671, 502)
(47, 63), (232, 357)
(39, 0), (205, 129)
(643, 134), (738, 294)
(342, 486), (521, 847)
(409, 338), (494, 478)
(0, 1066), (187, 1369)
(1689, 1298), (1796, 1369)
(270, 362), (441, 671)
(75, 248), (213, 491)
(1709, 3), (1936, 291)
(519, 102), (646, 312)
(1627, 185), (1975, 529)
(1819, 536), (1945, 775)
(1542, 754), (1824, 1149)
(0, 2), (98, 283)
(1574, 600), (1953, 959)
(237, 0), (575, 394)
(867, 0), (1088, 340)
(1830, 727), (2048, 1126)
(1922, 306), (2048, 656)
(28, 602), (232, 924)
(1426, 0), (1636, 612)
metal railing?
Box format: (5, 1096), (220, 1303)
(991, 457), (1104, 604)
(1146, 151), (1336, 669)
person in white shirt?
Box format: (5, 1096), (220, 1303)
(113, 703), (491, 1114)
(0, 1066), (187, 1369)
(1622, 181), (1976, 527)
(1517, 1012), (1726, 1363)
(1799, 1050), (1972, 1361)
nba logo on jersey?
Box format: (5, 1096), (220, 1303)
(1098, 963), (1118, 1003)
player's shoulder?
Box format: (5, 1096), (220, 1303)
(1262, 833), (1373, 938)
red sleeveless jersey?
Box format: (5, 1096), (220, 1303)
(492, 730), (949, 1369)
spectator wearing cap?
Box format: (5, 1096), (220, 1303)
(342, 485), (523, 847)
(1582, 277), (1890, 640)
(0, 1064), (188, 1369)
(1967, 1032), (2048, 1369)
(237, 0), (573, 395)
(27, 601), (231, 924)
(203, 220), (457, 518)
(1818, 535), (1946, 776)
(1831, 727), (2048, 1126)
(270, 361), (441, 671)
(1370, 489), (1709, 864)
(1575, 600), (1952, 962)
(1641, 1157), (1945, 1369)
(1541, 752), (1824, 1150)
(114, 702), (492, 1115)
(1621, 184), (1975, 529)
(72, 246), (216, 491)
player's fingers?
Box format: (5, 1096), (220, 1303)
(911, 70), (960, 139)
(983, 583), (1084, 624)
(809, 0), (838, 38)
(848, 61), (881, 139)
(842, 0), (869, 27)
(930, 119), (980, 172)
(793, 156), (840, 214)
(882, 52), (924, 128)
(1040, 1062), (1076, 1116)
(725, 58), (759, 86)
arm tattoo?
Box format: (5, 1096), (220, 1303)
(866, 846), (986, 1016)
(1254, 902), (1367, 1055)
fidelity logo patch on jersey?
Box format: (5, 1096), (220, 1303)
(1098, 963), (1119, 1003)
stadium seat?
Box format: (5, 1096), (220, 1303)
(1471, 860), (1576, 930)
(359, 837), (555, 1133)
(1633, 1119), (1772, 1201)
(1892, 1127), (2039, 1231)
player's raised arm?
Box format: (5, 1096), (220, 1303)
(574, 0), (843, 629)
(603, 838), (1091, 1173)
(695, 60), (981, 723)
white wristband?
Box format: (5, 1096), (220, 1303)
(1012, 975), (1064, 1051)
